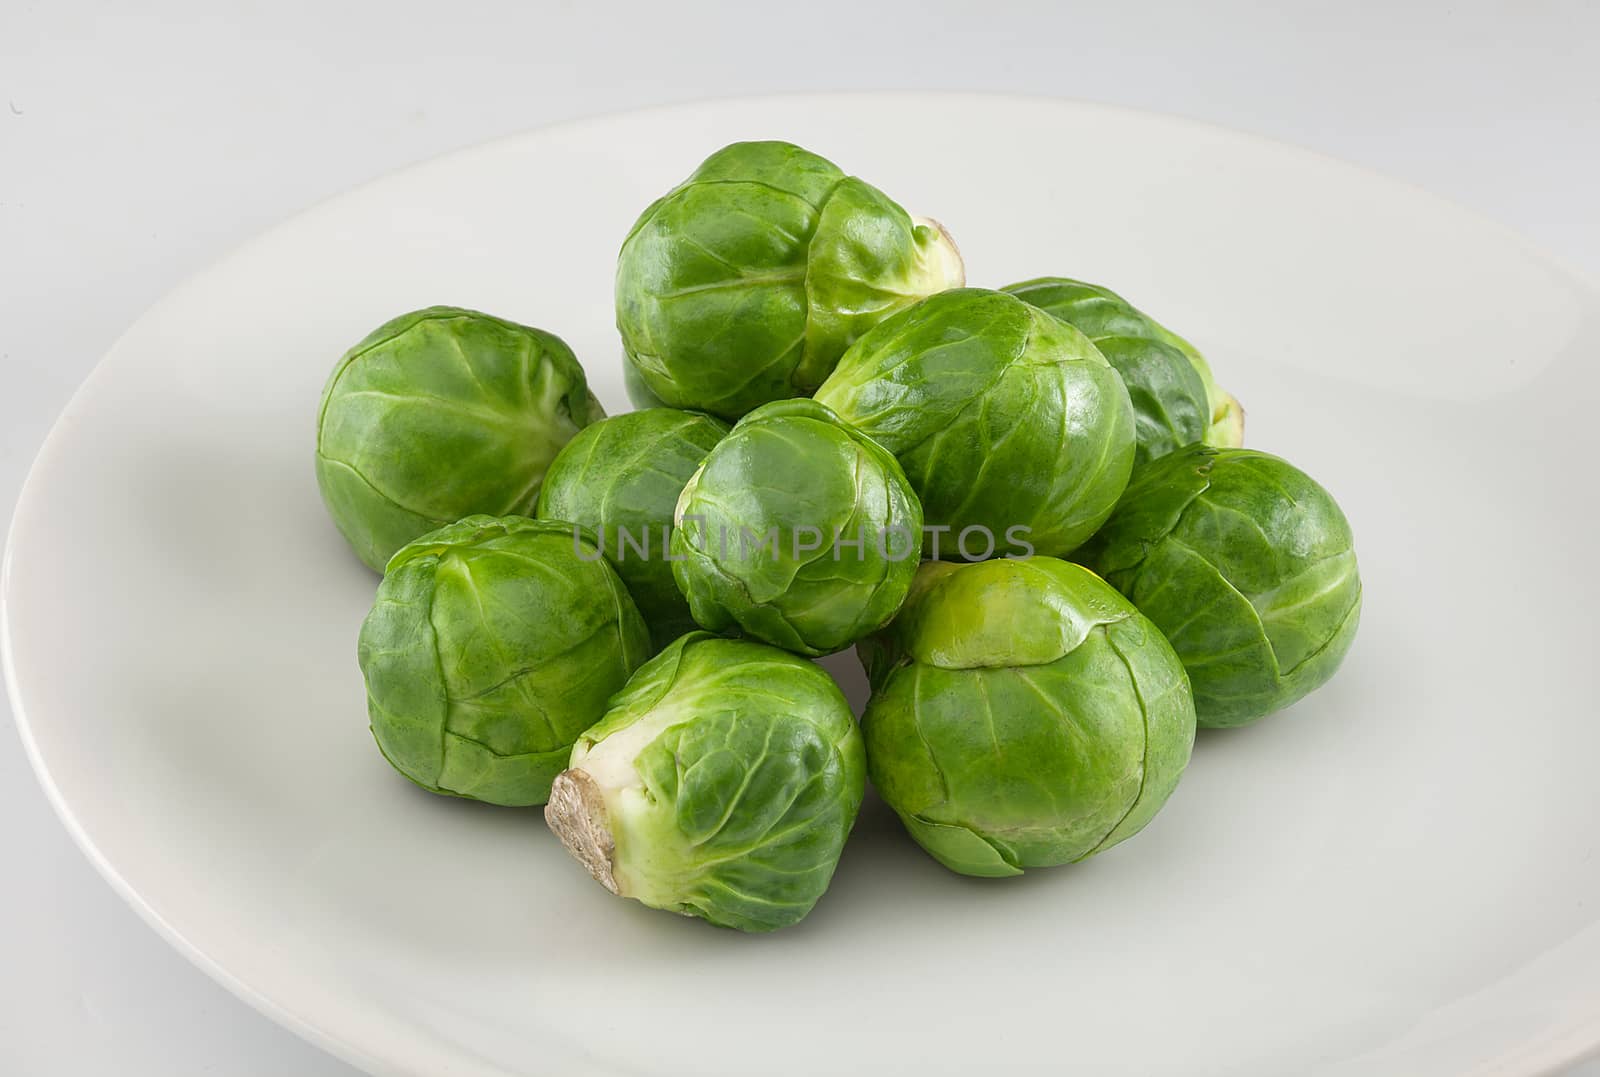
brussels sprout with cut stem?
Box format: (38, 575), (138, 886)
(671, 398), (923, 657)
(616, 141), (965, 419)
(536, 408), (730, 647)
(813, 287), (1136, 558)
(858, 557), (1196, 878)
(316, 306), (604, 571)
(1076, 445), (1361, 727)
(546, 632), (865, 932)
(1004, 276), (1243, 457)
(358, 515), (651, 807)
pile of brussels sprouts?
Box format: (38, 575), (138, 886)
(318, 141), (1362, 931)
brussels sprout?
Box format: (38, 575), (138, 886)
(535, 408), (730, 646)
(670, 398), (923, 656)
(858, 557), (1196, 878)
(546, 632), (865, 932)
(813, 288), (1136, 557)
(316, 307), (604, 571)
(1076, 446), (1361, 728)
(358, 515), (650, 807)
(616, 141), (965, 419)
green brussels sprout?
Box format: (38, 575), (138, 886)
(670, 398), (923, 656)
(616, 141), (965, 419)
(358, 515), (650, 807)
(316, 307), (605, 571)
(1003, 277), (1242, 455)
(813, 288), (1136, 557)
(546, 632), (865, 932)
(858, 557), (1196, 878)
(535, 408), (730, 647)
(1076, 445), (1361, 728)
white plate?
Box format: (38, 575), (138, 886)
(6, 94), (1599, 1077)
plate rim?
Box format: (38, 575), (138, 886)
(6, 90), (1600, 1077)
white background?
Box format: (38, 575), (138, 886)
(2, 2), (1597, 1073)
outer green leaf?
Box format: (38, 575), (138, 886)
(804, 178), (964, 384)
(315, 307), (604, 571)
(1093, 336), (1209, 464)
(681, 140), (844, 204)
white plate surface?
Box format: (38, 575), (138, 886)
(6, 94), (1600, 1077)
